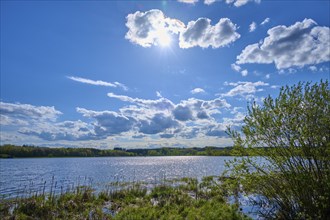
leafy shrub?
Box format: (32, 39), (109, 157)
(227, 81), (330, 219)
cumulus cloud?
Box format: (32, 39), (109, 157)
(108, 92), (229, 121)
(226, 0), (261, 7)
(221, 111), (245, 129)
(261, 17), (270, 25)
(173, 105), (194, 121)
(77, 105), (179, 137)
(191, 88), (205, 94)
(204, 124), (227, 137)
(177, 126), (200, 139)
(1, 92), (236, 143)
(241, 69), (248, 76)
(179, 18), (240, 49)
(77, 108), (136, 137)
(106, 93), (231, 137)
(197, 111), (209, 119)
(0, 115), (29, 126)
(125, 9), (240, 49)
(19, 120), (97, 141)
(221, 81), (269, 98)
(0, 102), (100, 141)
(105, 93), (179, 135)
(249, 22), (257, 32)
(187, 114), (242, 138)
(139, 113), (179, 134)
(178, 97), (231, 119)
(67, 76), (128, 90)
(0, 102), (62, 123)
(125, 9), (184, 47)
(236, 19), (330, 69)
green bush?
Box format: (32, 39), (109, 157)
(227, 81), (330, 219)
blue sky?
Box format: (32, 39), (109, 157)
(1, 0), (329, 149)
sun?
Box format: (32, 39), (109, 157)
(156, 30), (172, 47)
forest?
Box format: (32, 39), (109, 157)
(0, 144), (239, 158)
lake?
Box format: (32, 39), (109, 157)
(0, 156), (234, 199)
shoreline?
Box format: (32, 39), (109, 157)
(0, 176), (252, 219)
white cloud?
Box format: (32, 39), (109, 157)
(270, 85), (280, 89)
(139, 113), (179, 134)
(221, 81), (269, 98)
(278, 68), (297, 75)
(0, 115), (29, 126)
(260, 17), (270, 25)
(179, 0), (259, 6)
(19, 120), (97, 141)
(236, 19), (330, 69)
(114, 82), (129, 91)
(0, 102), (99, 141)
(179, 18), (240, 49)
(125, 9), (240, 49)
(231, 63), (241, 72)
(77, 103), (179, 137)
(175, 97), (231, 121)
(204, 0), (217, 5)
(108, 93), (175, 111)
(156, 91), (162, 98)
(106, 93), (231, 137)
(202, 110), (245, 137)
(0, 102), (62, 123)
(308, 66), (317, 72)
(241, 69), (248, 76)
(249, 22), (257, 32)
(204, 123), (227, 137)
(67, 76), (127, 90)
(222, 111), (245, 127)
(77, 108), (136, 137)
(1, 93), (235, 144)
(191, 88), (206, 94)
(226, 0), (261, 7)
(108, 92), (229, 120)
(319, 66), (330, 72)
(314, 65), (330, 72)
(125, 9), (184, 47)
(178, 0), (199, 4)
(265, 73), (270, 79)
(173, 105), (194, 121)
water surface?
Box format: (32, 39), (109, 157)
(0, 156), (233, 198)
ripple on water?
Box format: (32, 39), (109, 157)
(0, 156), (234, 198)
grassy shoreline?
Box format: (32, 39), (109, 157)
(0, 176), (250, 220)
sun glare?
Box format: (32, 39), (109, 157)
(157, 30), (171, 47)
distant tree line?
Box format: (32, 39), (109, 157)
(126, 146), (235, 156)
(0, 145), (247, 158)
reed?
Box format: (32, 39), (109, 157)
(0, 175), (249, 220)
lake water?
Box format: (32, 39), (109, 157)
(0, 156), (234, 199)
